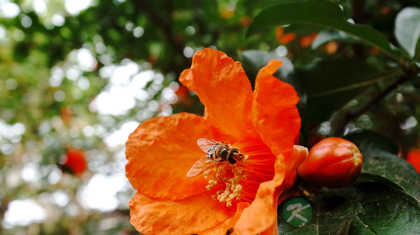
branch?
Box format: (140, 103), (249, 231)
(0, 197), (11, 233)
(332, 74), (409, 136)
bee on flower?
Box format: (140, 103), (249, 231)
(125, 48), (307, 235)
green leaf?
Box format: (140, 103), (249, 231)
(344, 131), (420, 205)
(395, 7), (420, 58)
(278, 196), (364, 234)
(296, 59), (402, 122)
(283, 24), (323, 35)
(344, 130), (399, 155)
(347, 217), (376, 235)
(245, 0), (306, 12)
(246, 0), (401, 61)
(360, 153), (420, 206)
(333, 183), (420, 235)
(312, 29), (359, 49)
(411, 73), (420, 89)
(414, 37), (420, 61)
(279, 182), (420, 234)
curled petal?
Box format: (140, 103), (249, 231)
(125, 113), (218, 200)
(180, 48), (258, 141)
(130, 192), (235, 235)
(234, 145), (308, 235)
(252, 59), (301, 157)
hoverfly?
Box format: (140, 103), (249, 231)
(186, 138), (244, 178)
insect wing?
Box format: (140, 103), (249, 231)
(197, 138), (222, 154)
(186, 156), (216, 178)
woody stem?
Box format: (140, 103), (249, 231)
(332, 74), (410, 137)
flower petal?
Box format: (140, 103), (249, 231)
(129, 192), (236, 235)
(125, 113), (218, 200)
(198, 202), (250, 235)
(234, 145), (308, 235)
(179, 48), (257, 141)
(260, 220), (278, 235)
(235, 138), (277, 203)
(252, 59), (301, 157)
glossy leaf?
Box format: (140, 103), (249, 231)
(278, 196), (364, 234)
(360, 153), (420, 206)
(395, 7), (420, 57)
(296, 59), (402, 122)
(347, 217), (376, 235)
(411, 72), (420, 88)
(278, 182), (420, 234)
(247, 0), (401, 60)
(344, 130), (400, 155)
(414, 36), (420, 61)
(244, 0), (305, 11)
(345, 130), (420, 206)
(282, 24), (323, 35)
(334, 183), (420, 234)
(312, 29), (359, 49)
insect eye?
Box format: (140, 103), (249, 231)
(227, 157), (237, 164)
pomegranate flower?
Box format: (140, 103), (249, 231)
(125, 48), (307, 235)
(64, 148), (87, 175)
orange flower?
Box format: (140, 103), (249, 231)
(275, 26), (296, 45)
(173, 85), (193, 108)
(240, 16), (252, 27)
(369, 46), (380, 56)
(60, 107), (72, 124)
(324, 41), (339, 54)
(299, 33), (318, 48)
(64, 148), (87, 175)
(379, 6), (392, 15)
(220, 8), (235, 19)
(125, 49), (307, 235)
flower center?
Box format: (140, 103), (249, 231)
(204, 155), (249, 207)
(231, 139), (277, 203)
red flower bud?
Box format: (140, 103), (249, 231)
(297, 137), (363, 188)
(64, 148), (87, 175)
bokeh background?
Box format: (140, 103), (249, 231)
(1, 0), (420, 234)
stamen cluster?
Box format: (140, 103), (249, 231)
(204, 155), (248, 207)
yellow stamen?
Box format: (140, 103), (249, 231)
(204, 157), (247, 207)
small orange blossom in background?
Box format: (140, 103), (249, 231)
(173, 85), (193, 108)
(300, 33), (318, 48)
(63, 148), (87, 175)
(240, 16), (252, 26)
(220, 8), (235, 19)
(379, 6), (392, 14)
(275, 26), (296, 45)
(125, 48), (308, 235)
(324, 41), (339, 54)
(407, 149), (420, 173)
(369, 46), (380, 56)
(60, 107), (73, 124)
